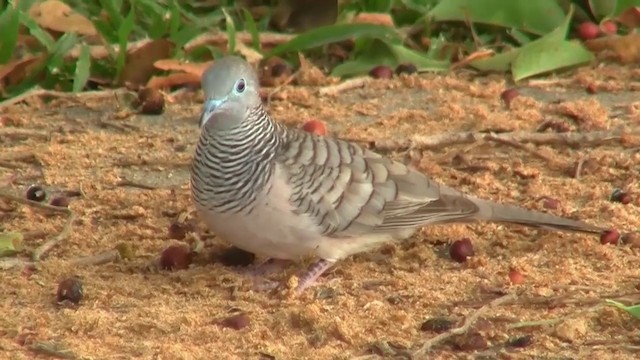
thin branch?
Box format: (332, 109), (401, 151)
(184, 31), (295, 53)
(70, 249), (120, 266)
(484, 134), (561, 166)
(0, 190), (71, 214)
(31, 213), (76, 261)
(0, 88), (131, 110)
(319, 77), (371, 96)
(367, 128), (637, 152)
(413, 294), (516, 356)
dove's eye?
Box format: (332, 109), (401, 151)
(235, 78), (246, 93)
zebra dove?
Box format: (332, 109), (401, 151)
(191, 56), (604, 295)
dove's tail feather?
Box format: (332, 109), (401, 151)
(471, 198), (604, 234)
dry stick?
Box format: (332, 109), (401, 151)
(115, 179), (158, 190)
(413, 293), (516, 357)
(0, 128), (50, 141)
(31, 213), (76, 261)
(318, 77), (371, 96)
(484, 134), (559, 165)
(370, 128), (635, 152)
(0, 88), (131, 110)
(0, 190), (71, 215)
(70, 249), (121, 266)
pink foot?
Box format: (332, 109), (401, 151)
(239, 258), (292, 292)
(293, 259), (335, 295)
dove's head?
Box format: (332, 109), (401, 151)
(199, 56), (261, 131)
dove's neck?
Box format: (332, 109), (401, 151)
(191, 105), (280, 213)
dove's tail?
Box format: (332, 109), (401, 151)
(471, 197), (604, 234)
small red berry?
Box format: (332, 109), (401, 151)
(600, 20), (617, 35)
(610, 189), (632, 205)
(508, 268), (525, 284)
(542, 197), (559, 210)
(220, 313), (250, 330)
(368, 65), (393, 79)
(577, 22), (601, 40)
(160, 244), (193, 270)
(449, 238), (474, 263)
(50, 196), (70, 208)
(301, 119), (327, 136)
(56, 277), (83, 304)
(500, 88), (520, 109)
(600, 229), (620, 245)
(167, 222), (187, 240)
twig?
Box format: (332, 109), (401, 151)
(0, 257), (35, 270)
(28, 341), (77, 360)
(484, 134), (561, 166)
(0, 88), (131, 110)
(574, 157), (586, 179)
(508, 304), (603, 329)
(31, 213), (76, 261)
(318, 77), (371, 96)
(413, 294), (516, 357)
(369, 128), (637, 152)
(0, 190), (71, 214)
(0, 128), (50, 140)
(184, 31), (295, 53)
(70, 249), (120, 266)
(115, 179), (158, 190)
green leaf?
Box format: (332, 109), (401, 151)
(242, 8), (260, 50)
(512, 40), (593, 81)
(429, 0), (566, 35)
(386, 43), (450, 71)
(606, 300), (640, 319)
(0, 7), (20, 64)
(471, 5), (593, 80)
(268, 23), (401, 57)
(72, 45), (91, 93)
(511, 6), (593, 80)
(98, 0), (124, 30)
(116, 7), (135, 79)
(222, 8), (236, 54)
(168, 0), (181, 38)
(588, 0), (617, 18)
(47, 33), (78, 74)
(0, 232), (23, 257)
(19, 11), (55, 51)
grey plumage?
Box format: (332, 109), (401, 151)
(191, 56), (604, 294)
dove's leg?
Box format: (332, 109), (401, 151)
(294, 259), (335, 294)
(247, 258), (292, 277)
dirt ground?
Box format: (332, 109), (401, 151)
(1, 63), (640, 360)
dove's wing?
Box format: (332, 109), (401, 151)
(276, 129), (481, 238)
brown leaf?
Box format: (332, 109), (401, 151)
(119, 39), (175, 88)
(147, 73), (201, 90)
(351, 13), (395, 27)
(28, 0), (97, 36)
(585, 33), (640, 63)
(617, 7), (640, 29)
(153, 59), (213, 78)
(0, 55), (46, 93)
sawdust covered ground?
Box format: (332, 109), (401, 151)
(1, 64), (640, 360)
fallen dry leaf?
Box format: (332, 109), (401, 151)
(28, 0), (97, 36)
(351, 12), (395, 27)
(616, 6), (640, 29)
(119, 39), (175, 88)
(0, 55), (46, 93)
(146, 73), (201, 90)
(153, 59), (212, 78)
(585, 33), (640, 64)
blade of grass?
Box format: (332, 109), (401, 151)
(222, 8), (237, 54)
(19, 11), (55, 51)
(268, 23), (402, 57)
(46, 33), (78, 74)
(116, 7), (135, 80)
(241, 8), (260, 50)
(72, 45), (91, 93)
(0, 7), (20, 64)
(168, 0), (182, 39)
(98, 0), (124, 30)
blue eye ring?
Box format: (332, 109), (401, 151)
(235, 78), (246, 93)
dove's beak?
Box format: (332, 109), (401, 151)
(199, 98), (226, 127)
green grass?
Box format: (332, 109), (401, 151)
(0, 0), (639, 101)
